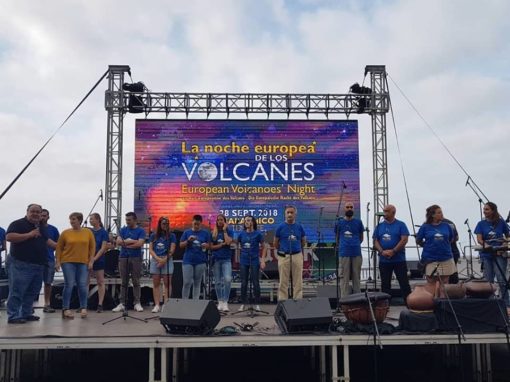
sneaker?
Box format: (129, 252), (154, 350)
(151, 305), (160, 313)
(134, 303), (144, 312)
(238, 305), (245, 312)
(25, 315), (41, 321)
(223, 302), (230, 312)
(96, 305), (103, 313)
(112, 303), (125, 312)
(217, 301), (224, 311)
(8, 318), (26, 324)
(43, 305), (55, 313)
(255, 305), (261, 312)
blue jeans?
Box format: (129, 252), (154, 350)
(240, 264), (260, 304)
(61, 262), (89, 309)
(213, 259), (232, 302)
(182, 263), (206, 299)
(7, 257), (44, 321)
(482, 256), (509, 307)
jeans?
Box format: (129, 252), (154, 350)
(379, 262), (412, 302)
(482, 256), (509, 307)
(182, 263), (206, 299)
(7, 257), (44, 321)
(118, 257), (142, 305)
(61, 262), (89, 309)
(240, 264), (260, 304)
(213, 259), (232, 302)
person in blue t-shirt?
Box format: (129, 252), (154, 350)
(211, 214), (233, 312)
(475, 202), (510, 309)
(236, 215), (266, 312)
(40, 209), (60, 313)
(113, 212), (146, 313)
(149, 216), (176, 313)
(0, 225), (6, 270)
(179, 215), (211, 299)
(373, 205), (411, 303)
(274, 205), (306, 300)
(335, 202), (364, 297)
(416, 205), (456, 288)
(87, 213), (109, 313)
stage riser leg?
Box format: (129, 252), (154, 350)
(320, 346), (326, 382)
(172, 348), (179, 382)
(331, 345), (338, 382)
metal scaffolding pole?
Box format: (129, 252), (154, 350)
(104, 65), (130, 233)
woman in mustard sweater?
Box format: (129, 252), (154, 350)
(56, 212), (95, 319)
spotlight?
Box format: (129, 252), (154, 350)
(123, 82), (147, 113)
(349, 83), (372, 113)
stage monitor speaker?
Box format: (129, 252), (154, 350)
(274, 297), (332, 334)
(316, 285), (338, 309)
(435, 298), (509, 333)
(160, 299), (220, 335)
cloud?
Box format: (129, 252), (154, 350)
(0, 0), (509, 251)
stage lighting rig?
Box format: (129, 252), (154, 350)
(349, 82), (372, 113)
(123, 81), (148, 113)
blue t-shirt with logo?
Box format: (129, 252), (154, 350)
(150, 232), (176, 257)
(335, 218), (364, 257)
(89, 227), (109, 265)
(46, 224), (60, 262)
(275, 222), (306, 254)
(212, 227), (234, 261)
(474, 218), (510, 259)
(238, 230), (264, 266)
(119, 226), (146, 258)
(416, 222), (454, 262)
(373, 219), (409, 263)
(181, 229), (211, 265)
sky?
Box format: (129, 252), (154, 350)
(1, 0), (509, 259)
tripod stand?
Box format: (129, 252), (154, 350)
(102, 255), (147, 325)
(232, 262), (269, 318)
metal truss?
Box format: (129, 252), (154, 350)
(104, 65), (390, 233)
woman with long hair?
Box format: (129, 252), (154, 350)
(475, 202), (510, 310)
(149, 216), (176, 313)
(211, 214), (233, 312)
(56, 212), (95, 319)
(236, 215), (265, 312)
(416, 205), (456, 288)
(87, 213), (109, 312)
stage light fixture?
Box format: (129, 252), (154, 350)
(123, 81), (147, 113)
(349, 82), (372, 113)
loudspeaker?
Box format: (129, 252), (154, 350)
(316, 285), (339, 309)
(160, 299), (220, 335)
(274, 297), (332, 334)
(50, 284), (80, 309)
(435, 298), (509, 333)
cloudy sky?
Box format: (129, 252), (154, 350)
(1, 0), (509, 258)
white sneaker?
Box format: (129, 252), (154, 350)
(217, 301), (224, 311)
(238, 304), (245, 312)
(134, 303), (144, 312)
(151, 305), (160, 313)
(112, 303), (125, 312)
(223, 302), (230, 312)
(255, 305), (261, 312)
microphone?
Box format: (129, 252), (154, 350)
(465, 176), (470, 186)
(342, 181), (347, 189)
(100, 189), (103, 201)
(430, 263), (440, 278)
(506, 211), (510, 223)
(464, 218), (469, 225)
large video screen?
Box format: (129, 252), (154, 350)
(134, 119), (360, 243)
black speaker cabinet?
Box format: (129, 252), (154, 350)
(316, 285), (339, 309)
(160, 299), (220, 335)
(274, 297), (332, 334)
(434, 298), (510, 333)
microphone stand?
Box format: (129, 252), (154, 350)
(316, 207), (325, 285)
(288, 233), (294, 300)
(464, 219), (480, 279)
(465, 177), (487, 222)
(365, 290), (382, 382)
(334, 182), (346, 313)
(206, 218), (213, 300)
(82, 189), (103, 227)
(366, 202), (373, 287)
(432, 263), (466, 381)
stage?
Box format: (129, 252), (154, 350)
(1, 302), (508, 382)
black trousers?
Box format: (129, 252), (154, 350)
(379, 262), (411, 302)
(240, 264), (260, 304)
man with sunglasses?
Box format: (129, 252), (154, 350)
(335, 202), (364, 297)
